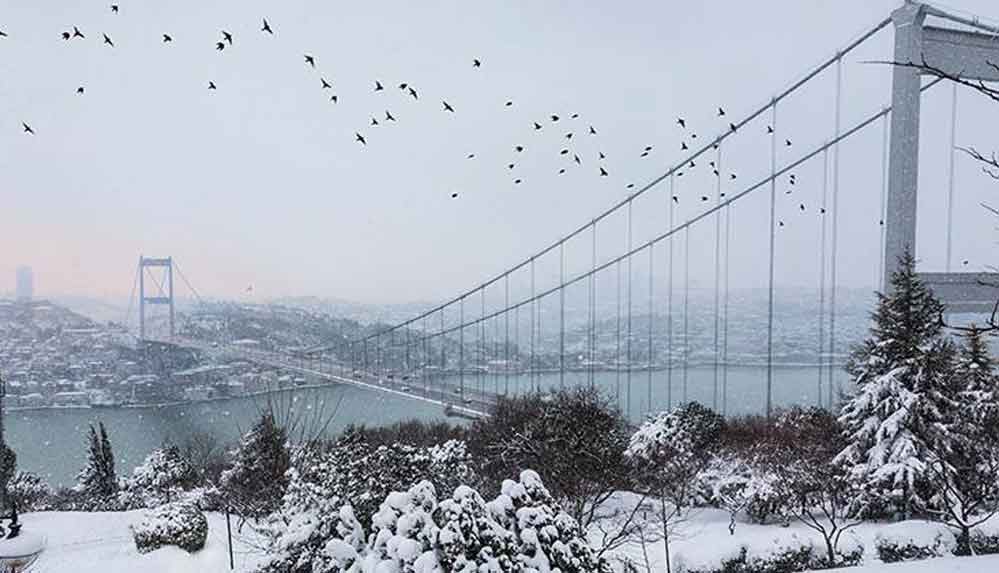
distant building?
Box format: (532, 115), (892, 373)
(15, 266), (33, 302)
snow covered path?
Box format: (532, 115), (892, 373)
(22, 511), (268, 572)
(820, 554), (999, 572)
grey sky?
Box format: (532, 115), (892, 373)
(4, 1), (999, 304)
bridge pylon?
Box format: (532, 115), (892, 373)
(138, 256), (175, 341)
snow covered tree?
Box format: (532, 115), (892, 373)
(467, 388), (632, 530)
(925, 325), (999, 554)
(76, 422), (118, 505)
(836, 250), (957, 519)
(220, 410), (291, 518)
(627, 402), (724, 573)
(119, 445), (199, 509)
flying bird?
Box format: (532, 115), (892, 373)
(820, 208), (826, 214)
(262, 19), (273, 34)
(571, 113), (579, 119)
(689, 161), (696, 168)
(208, 81), (217, 90)
(399, 83), (408, 90)
(371, 117), (379, 126)
(514, 178), (523, 185)
(599, 152), (606, 160)
(786, 139), (792, 147)
(551, 115), (559, 122)
(730, 173), (737, 180)
(558, 168), (566, 174)
(713, 170), (720, 176)
(73, 26), (85, 39)
(701, 196), (709, 202)
(407, 87), (418, 100)
(330, 95), (338, 103)
(355, 132), (366, 145)
(22, 122), (34, 134)
(451, 192), (459, 199)
(508, 163), (515, 169)
(589, 126), (597, 135)
(216, 42), (225, 51)
(779, 221), (785, 227)
(305, 54), (316, 67)
(799, 204), (805, 211)
(76, 86), (84, 94)
(443, 101), (454, 112)
(627, 183), (635, 189)
(62, 31), (71, 40)
(222, 31), (233, 45)
(533, 122), (542, 130)
(691, 133), (698, 139)
(321, 78), (332, 89)
(566, 133), (573, 140)
(681, 142), (689, 151)
(473, 58), (481, 67)
(559, 149), (569, 155)
(963, 260), (969, 266)
(767, 125), (774, 134)
(467, 153), (475, 159)
(677, 118), (686, 128)
(374, 80), (384, 91)
(103, 33), (113, 46)
(718, 107), (726, 116)
(641, 152), (649, 158)
(644, 145), (653, 152)
(515, 145), (524, 152)
(729, 123), (737, 132)
(672, 196), (679, 204)
(505, 101), (513, 107)
(574, 154), (581, 165)
(111, 4), (119, 13)
(599, 167), (608, 177)
(163, 34), (172, 43)
(385, 110), (396, 121)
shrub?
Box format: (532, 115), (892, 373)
(131, 501), (208, 554)
(874, 526), (955, 563)
(118, 446), (198, 509)
(683, 538), (862, 573)
(7, 472), (53, 512)
(220, 411), (291, 518)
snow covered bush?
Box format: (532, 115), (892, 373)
(257, 469), (611, 573)
(6, 471), (53, 511)
(118, 445), (198, 509)
(131, 501), (209, 554)
(874, 522), (956, 563)
(699, 455), (785, 532)
(682, 535), (863, 573)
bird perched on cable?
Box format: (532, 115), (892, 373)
(103, 33), (114, 46)
(355, 133), (366, 145)
(222, 30), (233, 45)
(729, 123), (737, 133)
(262, 19), (273, 34)
(443, 101), (455, 112)
(22, 122), (34, 134)
(305, 54), (316, 68)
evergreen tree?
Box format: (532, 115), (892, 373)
(835, 250), (956, 518)
(220, 410), (291, 518)
(77, 422), (118, 502)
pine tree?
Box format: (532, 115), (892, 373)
(836, 250), (956, 518)
(77, 422), (118, 503)
(220, 410), (290, 518)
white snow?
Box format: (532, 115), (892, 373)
(820, 554), (999, 572)
(21, 510), (269, 572)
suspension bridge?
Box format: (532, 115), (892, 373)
(133, 2), (999, 419)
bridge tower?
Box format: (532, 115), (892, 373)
(138, 256), (175, 340)
(886, 1), (999, 311)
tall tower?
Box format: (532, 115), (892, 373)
(138, 256), (175, 340)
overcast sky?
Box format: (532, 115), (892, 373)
(4, 0), (999, 305)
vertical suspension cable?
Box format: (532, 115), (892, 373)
(683, 225), (690, 404)
(946, 83), (958, 272)
(627, 200), (634, 417)
(514, 302), (520, 396)
(722, 203), (732, 416)
(616, 260), (622, 406)
(648, 245), (654, 415)
(459, 297), (465, 399)
(667, 174), (675, 409)
(530, 258), (537, 393)
(480, 288), (486, 397)
(591, 221), (597, 388)
(818, 146), (830, 409)
(766, 99), (778, 419)
(713, 145), (723, 412)
(878, 111), (890, 293)
(828, 56), (843, 410)
(560, 242), (566, 390)
(505, 274), (510, 395)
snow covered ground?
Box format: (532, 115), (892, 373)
(20, 511), (269, 572)
(821, 554), (999, 572)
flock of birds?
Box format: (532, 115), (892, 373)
(1, 4), (873, 234)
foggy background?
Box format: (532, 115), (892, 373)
(4, 0), (999, 307)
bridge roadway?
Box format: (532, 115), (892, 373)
(146, 336), (493, 418)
